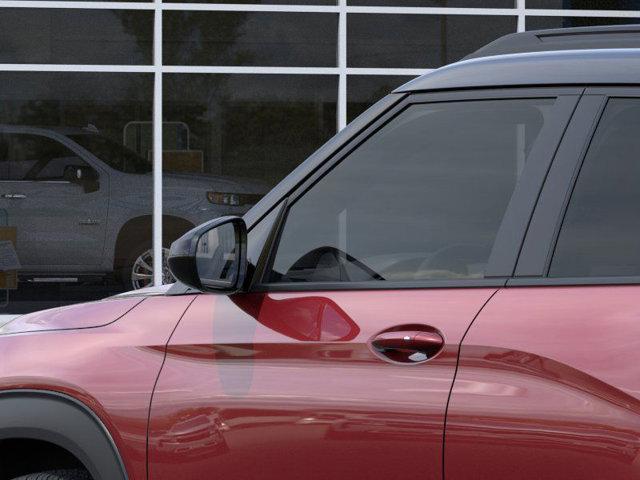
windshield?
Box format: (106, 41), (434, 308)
(68, 134), (151, 174)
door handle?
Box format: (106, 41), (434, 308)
(371, 330), (444, 364)
(2, 193), (26, 199)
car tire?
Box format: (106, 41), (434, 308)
(121, 242), (174, 290)
(11, 469), (91, 480)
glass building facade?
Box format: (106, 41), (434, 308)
(0, 0), (638, 313)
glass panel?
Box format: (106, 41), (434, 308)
(347, 75), (414, 123)
(349, 0), (511, 6)
(0, 73), (153, 314)
(526, 0), (640, 9)
(159, 74), (336, 257)
(0, 9), (153, 64)
(526, 16), (640, 30)
(164, 12), (338, 67)
(7, 0), (149, 2)
(348, 14), (517, 68)
(268, 98), (557, 284)
(551, 99), (640, 278)
(167, 0), (335, 5)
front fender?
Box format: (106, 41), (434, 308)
(0, 389), (127, 480)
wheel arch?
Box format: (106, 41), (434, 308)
(113, 215), (195, 271)
(0, 390), (128, 480)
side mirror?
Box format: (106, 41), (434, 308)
(167, 216), (247, 293)
(63, 164), (99, 193)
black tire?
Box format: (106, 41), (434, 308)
(11, 469), (91, 480)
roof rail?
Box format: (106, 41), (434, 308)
(465, 24), (640, 60)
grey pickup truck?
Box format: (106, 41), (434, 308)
(0, 125), (267, 289)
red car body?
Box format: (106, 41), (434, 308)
(4, 27), (640, 480)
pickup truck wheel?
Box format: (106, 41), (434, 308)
(123, 244), (174, 290)
(11, 469), (91, 480)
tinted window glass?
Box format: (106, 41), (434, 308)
(348, 14), (517, 68)
(527, 0), (640, 9)
(164, 12), (338, 67)
(348, 0), (510, 6)
(347, 75), (413, 122)
(551, 98), (640, 277)
(1, 133), (85, 181)
(526, 16), (640, 31)
(268, 98), (555, 284)
(69, 134), (151, 174)
(0, 9), (153, 65)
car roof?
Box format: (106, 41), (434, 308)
(394, 48), (640, 93)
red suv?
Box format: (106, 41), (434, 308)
(3, 25), (640, 480)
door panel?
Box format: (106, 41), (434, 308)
(0, 180), (109, 268)
(445, 286), (640, 479)
(148, 288), (497, 480)
(0, 132), (109, 269)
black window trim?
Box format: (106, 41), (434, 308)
(512, 86), (640, 287)
(247, 86), (583, 293)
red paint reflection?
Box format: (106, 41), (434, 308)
(231, 293), (360, 341)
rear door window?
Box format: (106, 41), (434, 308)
(550, 98), (640, 277)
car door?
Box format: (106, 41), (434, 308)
(147, 89), (580, 480)
(0, 131), (109, 270)
(445, 90), (640, 479)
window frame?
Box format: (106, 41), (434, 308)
(248, 86), (583, 292)
(512, 87), (640, 287)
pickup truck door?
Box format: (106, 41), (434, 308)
(0, 131), (109, 270)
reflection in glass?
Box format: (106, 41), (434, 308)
(0, 72), (152, 313)
(527, 0), (640, 9)
(526, 16), (640, 30)
(196, 223), (238, 286)
(166, 0), (335, 5)
(0, 9), (152, 64)
(163, 74), (337, 187)
(348, 0), (510, 5)
(348, 14), (517, 68)
(347, 76), (414, 123)
(164, 12), (338, 67)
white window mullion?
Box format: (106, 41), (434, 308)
(152, 0), (163, 287)
(338, 0), (347, 131)
(517, 0), (525, 32)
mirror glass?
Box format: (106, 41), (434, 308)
(196, 222), (239, 287)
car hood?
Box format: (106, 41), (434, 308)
(0, 297), (144, 335)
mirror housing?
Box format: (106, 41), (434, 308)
(167, 216), (248, 293)
(63, 164), (99, 193)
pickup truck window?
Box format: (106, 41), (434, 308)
(69, 133), (151, 174)
(1, 133), (87, 181)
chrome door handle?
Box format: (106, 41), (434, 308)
(2, 193), (26, 199)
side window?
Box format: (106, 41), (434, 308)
(550, 98), (640, 278)
(267, 98), (555, 284)
(4, 133), (87, 181)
